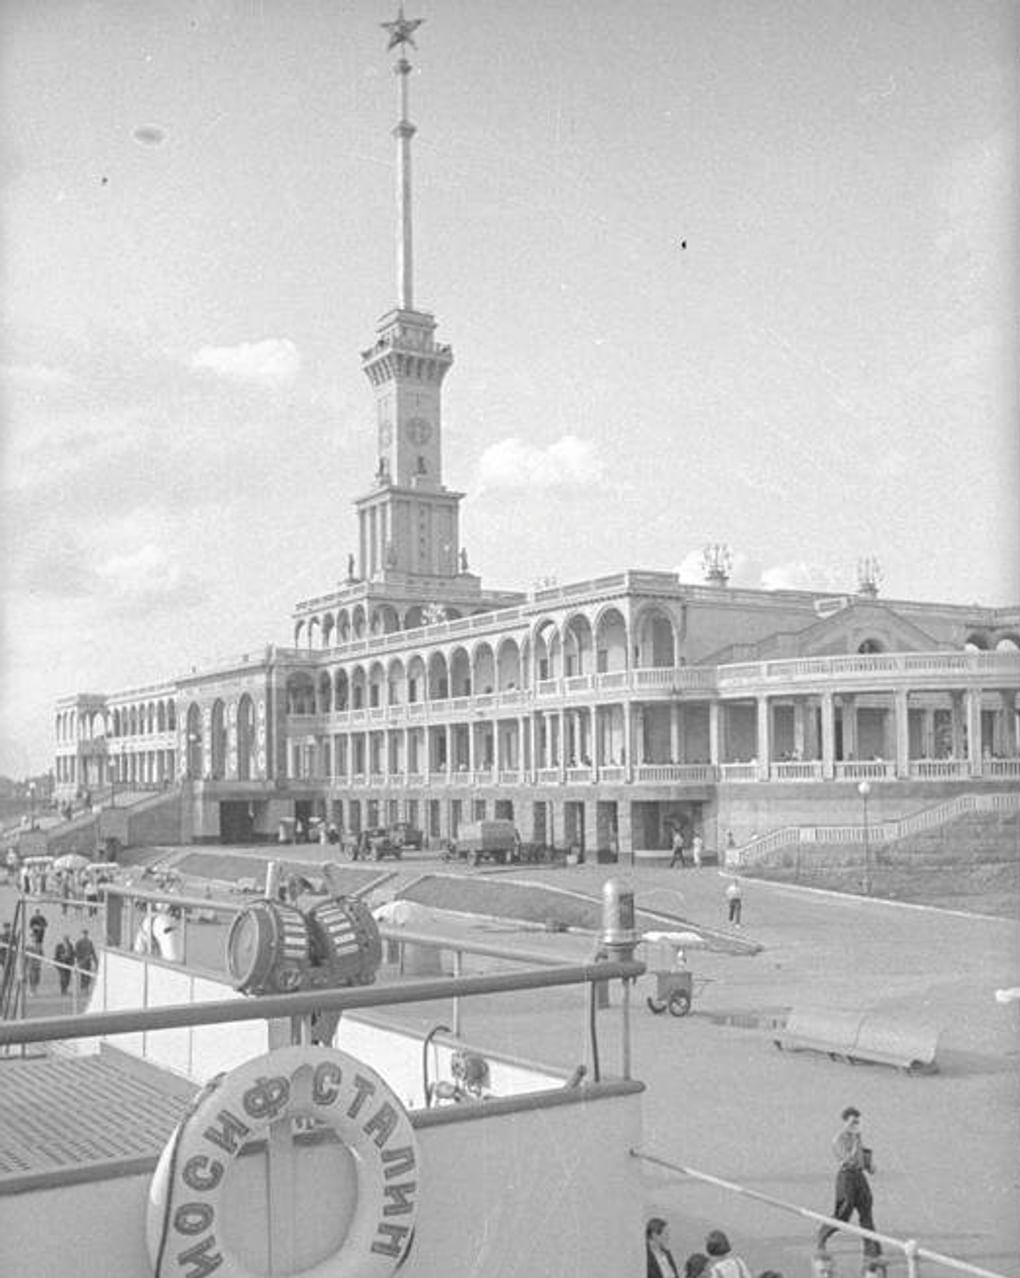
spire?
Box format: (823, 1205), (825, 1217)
(382, 6), (423, 311)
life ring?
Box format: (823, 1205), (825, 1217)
(147, 1044), (419, 1278)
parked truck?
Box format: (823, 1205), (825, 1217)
(452, 819), (519, 866)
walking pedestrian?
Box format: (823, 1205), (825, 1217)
(74, 928), (98, 995)
(54, 935), (75, 995)
(816, 1106), (882, 1261)
(669, 828), (687, 868)
(29, 907), (48, 948)
(692, 833), (704, 867)
(726, 878), (743, 926)
(84, 876), (100, 918)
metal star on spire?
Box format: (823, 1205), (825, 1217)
(381, 6), (423, 52)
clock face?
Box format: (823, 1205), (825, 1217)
(405, 416), (433, 446)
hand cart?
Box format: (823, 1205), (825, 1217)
(640, 932), (708, 1017)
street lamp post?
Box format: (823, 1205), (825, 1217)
(858, 779), (872, 896)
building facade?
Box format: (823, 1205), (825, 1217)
(53, 17), (1020, 856)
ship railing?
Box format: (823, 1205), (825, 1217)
(632, 1150), (1008, 1278)
(0, 944), (646, 1088)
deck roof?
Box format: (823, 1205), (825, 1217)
(0, 1050), (194, 1188)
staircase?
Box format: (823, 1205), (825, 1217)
(737, 797), (1020, 914)
(738, 790), (1020, 865)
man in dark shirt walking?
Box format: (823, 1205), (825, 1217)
(817, 1106), (882, 1262)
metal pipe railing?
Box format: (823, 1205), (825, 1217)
(0, 959), (645, 1050)
(632, 1149), (1009, 1278)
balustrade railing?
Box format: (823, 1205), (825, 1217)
(634, 764), (718, 784)
(565, 766), (594, 784)
(564, 675), (593, 694)
(770, 761), (823, 781)
(718, 762), (757, 781)
(984, 757), (1020, 779)
(909, 759), (971, 780)
(834, 761), (895, 781)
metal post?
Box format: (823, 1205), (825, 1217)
(858, 780), (872, 895)
(452, 949), (462, 1036)
(620, 974), (632, 1080)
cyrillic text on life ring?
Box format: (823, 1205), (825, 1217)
(147, 1044), (418, 1278)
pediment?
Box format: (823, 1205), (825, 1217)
(779, 598), (945, 657)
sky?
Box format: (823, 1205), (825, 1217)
(1, 0), (1017, 777)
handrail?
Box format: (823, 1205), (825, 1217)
(0, 959), (645, 1049)
(632, 1149), (1008, 1278)
(738, 790), (1020, 864)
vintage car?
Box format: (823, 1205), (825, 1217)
(388, 821), (426, 850)
(451, 819), (520, 866)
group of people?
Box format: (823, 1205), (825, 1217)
(646, 1225), (769, 1278)
(668, 829), (706, 868)
(648, 1107), (883, 1278)
(0, 909), (98, 997)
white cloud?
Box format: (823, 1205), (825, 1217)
(476, 434), (606, 491)
(190, 338), (301, 385)
(96, 544), (208, 610)
(674, 550), (850, 592)
(759, 560), (846, 593)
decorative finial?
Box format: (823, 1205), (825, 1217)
(856, 556), (883, 597)
(701, 543), (733, 587)
(381, 5), (423, 52)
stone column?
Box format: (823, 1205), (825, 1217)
(1000, 691), (1018, 756)
(616, 802), (634, 865)
(756, 696), (771, 781)
(670, 703), (681, 764)
(841, 694), (858, 760)
(558, 709), (566, 778)
(894, 689), (910, 778)
(445, 724), (453, 781)
(624, 702), (634, 781)
(820, 693), (835, 780)
(468, 720), (476, 774)
(708, 702), (720, 766)
(549, 800), (564, 849)
(584, 798), (599, 861)
(965, 688), (983, 775)
(493, 717), (502, 774)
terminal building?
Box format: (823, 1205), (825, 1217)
(52, 20), (1020, 861)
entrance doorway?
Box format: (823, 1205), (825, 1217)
(220, 801), (254, 845)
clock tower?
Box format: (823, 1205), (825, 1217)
(356, 9), (462, 582)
